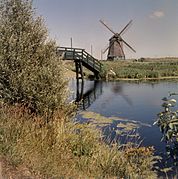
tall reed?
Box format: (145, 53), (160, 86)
(0, 104), (157, 178)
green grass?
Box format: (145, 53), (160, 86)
(101, 58), (178, 80)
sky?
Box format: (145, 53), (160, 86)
(33, 0), (178, 59)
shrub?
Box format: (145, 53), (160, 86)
(0, 0), (68, 117)
(154, 96), (178, 142)
(154, 95), (178, 168)
(147, 71), (159, 78)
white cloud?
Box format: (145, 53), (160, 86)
(149, 10), (165, 19)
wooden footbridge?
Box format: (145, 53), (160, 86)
(57, 47), (103, 80)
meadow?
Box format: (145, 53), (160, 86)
(101, 58), (178, 80)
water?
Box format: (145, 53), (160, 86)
(70, 79), (178, 177)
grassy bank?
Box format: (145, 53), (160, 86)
(101, 58), (178, 80)
(63, 58), (178, 81)
(0, 104), (157, 178)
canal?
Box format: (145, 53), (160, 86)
(70, 79), (178, 177)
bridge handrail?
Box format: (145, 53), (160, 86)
(82, 50), (102, 69)
(58, 47), (85, 51)
(57, 46), (103, 73)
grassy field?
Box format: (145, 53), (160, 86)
(101, 57), (178, 80)
(64, 57), (178, 80)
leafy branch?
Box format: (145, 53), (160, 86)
(154, 97), (178, 142)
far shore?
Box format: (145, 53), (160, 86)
(113, 76), (178, 81)
(64, 68), (178, 81)
(64, 58), (178, 81)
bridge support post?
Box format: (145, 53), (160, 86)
(75, 60), (84, 106)
(76, 77), (84, 102)
(75, 60), (84, 81)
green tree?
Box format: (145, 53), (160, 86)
(0, 0), (68, 117)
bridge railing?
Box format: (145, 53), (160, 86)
(82, 50), (102, 72)
(57, 47), (83, 60)
(57, 47), (102, 73)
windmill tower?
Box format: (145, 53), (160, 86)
(100, 19), (136, 60)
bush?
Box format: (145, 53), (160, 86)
(147, 71), (159, 78)
(155, 96), (178, 142)
(0, 0), (68, 117)
(154, 95), (178, 167)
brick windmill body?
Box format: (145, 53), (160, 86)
(100, 20), (136, 60)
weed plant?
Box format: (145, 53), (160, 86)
(0, 104), (157, 178)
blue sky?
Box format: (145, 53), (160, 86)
(33, 0), (178, 59)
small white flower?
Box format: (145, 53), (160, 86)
(165, 108), (169, 112)
(169, 99), (176, 103)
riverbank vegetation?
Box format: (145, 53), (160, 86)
(0, 0), (158, 178)
(1, 104), (157, 178)
(101, 58), (178, 80)
(155, 95), (178, 166)
(64, 58), (178, 81)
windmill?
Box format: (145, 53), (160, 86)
(100, 19), (136, 60)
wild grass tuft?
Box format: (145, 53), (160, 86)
(0, 104), (157, 178)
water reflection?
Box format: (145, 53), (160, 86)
(111, 83), (133, 106)
(75, 80), (103, 110)
(75, 80), (133, 110)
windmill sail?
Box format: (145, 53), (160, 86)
(100, 19), (136, 60)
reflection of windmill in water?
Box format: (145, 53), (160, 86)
(101, 83), (133, 110)
(112, 84), (132, 106)
(100, 19), (136, 60)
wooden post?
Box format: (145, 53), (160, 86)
(75, 61), (84, 81)
(91, 45), (93, 56)
(70, 37), (73, 48)
(78, 61), (84, 80)
(73, 48), (75, 60)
